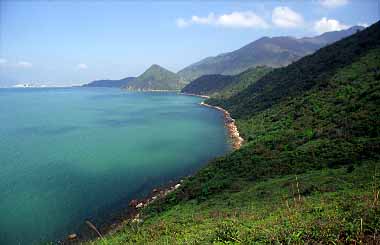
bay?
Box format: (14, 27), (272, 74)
(0, 88), (230, 244)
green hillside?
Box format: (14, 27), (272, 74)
(123, 64), (185, 91)
(181, 74), (234, 95)
(181, 66), (272, 99)
(88, 22), (380, 244)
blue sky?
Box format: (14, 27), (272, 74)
(0, 0), (379, 86)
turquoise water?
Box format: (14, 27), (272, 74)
(0, 88), (230, 244)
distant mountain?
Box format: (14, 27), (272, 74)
(123, 64), (185, 91)
(83, 77), (136, 88)
(178, 26), (365, 81)
(299, 26), (364, 44)
(83, 64), (185, 91)
(182, 66), (272, 99)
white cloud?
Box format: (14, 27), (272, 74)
(17, 61), (33, 68)
(272, 6), (304, 28)
(0, 58), (7, 65)
(357, 22), (369, 28)
(192, 13), (215, 25)
(314, 17), (349, 34)
(218, 12), (268, 28)
(319, 0), (348, 8)
(176, 11), (268, 29)
(176, 18), (189, 28)
(77, 63), (88, 70)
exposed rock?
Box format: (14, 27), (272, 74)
(68, 234), (77, 240)
(129, 199), (138, 207)
(200, 101), (244, 149)
(136, 203), (144, 208)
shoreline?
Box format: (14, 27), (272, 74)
(179, 92), (210, 99)
(180, 92), (244, 149)
(65, 92), (243, 243)
(123, 88), (181, 92)
(199, 101), (244, 150)
(65, 180), (183, 243)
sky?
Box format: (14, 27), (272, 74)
(0, 0), (379, 86)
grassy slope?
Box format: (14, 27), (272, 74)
(89, 161), (379, 244)
(88, 24), (380, 244)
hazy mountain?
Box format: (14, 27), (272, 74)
(178, 26), (365, 81)
(83, 77), (136, 88)
(83, 64), (185, 90)
(299, 25), (364, 44)
(123, 64), (185, 91)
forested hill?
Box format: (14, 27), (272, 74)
(207, 23), (380, 119)
(123, 64), (185, 91)
(181, 66), (272, 99)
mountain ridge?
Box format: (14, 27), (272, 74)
(207, 24), (378, 119)
(83, 77), (136, 88)
(178, 26), (365, 81)
(83, 27), (365, 89)
(83, 64), (184, 90)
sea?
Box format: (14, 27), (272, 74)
(0, 87), (230, 244)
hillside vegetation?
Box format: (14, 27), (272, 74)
(88, 22), (380, 244)
(181, 66), (272, 99)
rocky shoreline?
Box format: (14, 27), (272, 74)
(65, 180), (183, 244)
(200, 101), (244, 150)
(180, 92), (244, 149)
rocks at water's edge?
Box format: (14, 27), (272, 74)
(67, 233), (77, 240)
(129, 182), (182, 210)
(200, 101), (244, 149)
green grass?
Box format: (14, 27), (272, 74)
(88, 161), (379, 244)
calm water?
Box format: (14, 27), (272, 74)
(0, 88), (230, 244)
